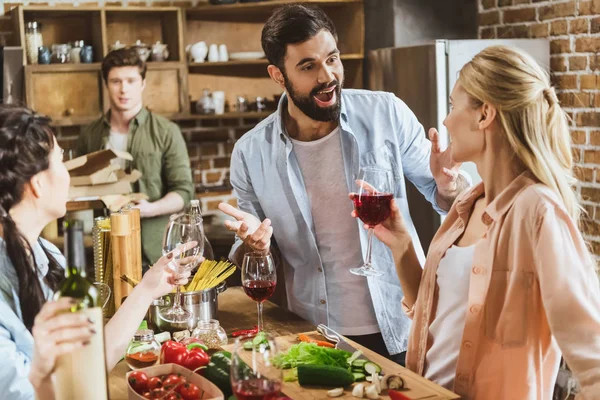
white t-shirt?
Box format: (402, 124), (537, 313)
(106, 130), (129, 170)
(424, 243), (476, 389)
(291, 127), (380, 335)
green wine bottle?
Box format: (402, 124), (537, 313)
(53, 220), (109, 400)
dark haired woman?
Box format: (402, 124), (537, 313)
(0, 105), (194, 399)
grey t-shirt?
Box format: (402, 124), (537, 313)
(292, 128), (380, 335)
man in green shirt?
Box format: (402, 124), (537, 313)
(77, 48), (195, 267)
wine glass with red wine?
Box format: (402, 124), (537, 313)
(350, 166), (394, 277)
(242, 252), (277, 332)
(231, 334), (282, 400)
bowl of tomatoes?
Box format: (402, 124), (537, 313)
(126, 363), (224, 400)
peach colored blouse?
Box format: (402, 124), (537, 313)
(404, 173), (600, 399)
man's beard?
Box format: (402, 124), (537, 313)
(284, 75), (343, 122)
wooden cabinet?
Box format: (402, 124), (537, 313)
(143, 63), (189, 116)
(25, 64), (103, 121)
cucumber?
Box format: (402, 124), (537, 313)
(352, 359), (368, 368)
(297, 364), (355, 387)
(352, 372), (366, 381)
(363, 361), (381, 374)
(243, 340), (253, 350)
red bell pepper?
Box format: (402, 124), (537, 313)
(160, 341), (189, 365)
(160, 340), (210, 373)
(388, 390), (412, 400)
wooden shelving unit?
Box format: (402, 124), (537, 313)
(9, 0), (364, 126)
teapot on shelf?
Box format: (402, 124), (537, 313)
(150, 41), (169, 62)
(187, 41), (208, 63)
(110, 40), (126, 52)
(131, 40), (150, 62)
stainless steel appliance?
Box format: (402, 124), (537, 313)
(0, 46), (24, 104)
(367, 39), (549, 251)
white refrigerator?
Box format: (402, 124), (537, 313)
(367, 39), (550, 250)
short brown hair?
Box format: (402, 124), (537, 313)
(101, 48), (147, 83)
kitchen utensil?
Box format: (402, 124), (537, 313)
(69, 40), (84, 63)
(150, 41), (169, 62)
(147, 282), (227, 333)
(80, 45), (94, 63)
(37, 46), (51, 64)
(212, 91), (225, 115)
(208, 44), (219, 62)
(218, 44), (229, 62)
(132, 40), (150, 62)
(26, 22), (43, 65)
(228, 51), (265, 61)
(317, 324), (367, 359)
(51, 44), (71, 64)
(236, 96), (248, 112)
(188, 41), (208, 63)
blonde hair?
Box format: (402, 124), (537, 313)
(458, 45), (581, 222)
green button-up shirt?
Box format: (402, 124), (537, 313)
(77, 108), (195, 265)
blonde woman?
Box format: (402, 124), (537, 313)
(360, 45), (600, 399)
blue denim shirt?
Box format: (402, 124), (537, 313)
(229, 89), (446, 354)
(0, 237), (64, 399)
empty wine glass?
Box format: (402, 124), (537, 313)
(350, 166), (394, 277)
(159, 212), (204, 324)
(242, 252), (276, 333)
(231, 334), (282, 400)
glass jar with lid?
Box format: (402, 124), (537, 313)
(51, 44), (71, 64)
(125, 329), (161, 370)
(191, 319), (227, 353)
(25, 22), (43, 65)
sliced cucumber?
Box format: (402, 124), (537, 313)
(363, 361), (382, 375)
(352, 372), (366, 382)
(352, 367), (366, 374)
(352, 359), (368, 368)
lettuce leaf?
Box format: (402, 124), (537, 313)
(273, 342), (352, 369)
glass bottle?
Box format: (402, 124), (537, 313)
(191, 319), (228, 353)
(53, 220), (109, 400)
(25, 22), (43, 65)
(125, 329), (161, 370)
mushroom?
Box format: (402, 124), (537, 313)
(365, 384), (379, 399)
(381, 373), (405, 390)
(352, 383), (365, 398)
(371, 371), (381, 394)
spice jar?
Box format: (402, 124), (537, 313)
(69, 40), (84, 64)
(25, 22), (43, 65)
(125, 329), (161, 370)
(191, 319), (227, 353)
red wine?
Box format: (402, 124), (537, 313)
(351, 192), (393, 227)
(243, 280), (276, 302)
(233, 378), (281, 400)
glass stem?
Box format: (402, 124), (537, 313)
(365, 227), (374, 268)
(257, 301), (264, 332)
(173, 284), (183, 314)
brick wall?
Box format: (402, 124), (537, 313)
(479, 0), (600, 256)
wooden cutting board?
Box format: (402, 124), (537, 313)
(224, 331), (460, 400)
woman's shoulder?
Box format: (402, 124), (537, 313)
(38, 238), (66, 268)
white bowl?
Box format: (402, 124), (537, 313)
(228, 51), (266, 61)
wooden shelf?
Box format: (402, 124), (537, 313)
(25, 63), (102, 73)
(172, 111), (271, 120)
(187, 0), (362, 19)
(188, 53), (363, 73)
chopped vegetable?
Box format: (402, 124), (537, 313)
(351, 359), (368, 368)
(352, 372), (366, 381)
(363, 362), (381, 375)
(273, 342), (352, 369)
(283, 368), (298, 382)
(347, 351), (363, 366)
(327, 388), (344, 397)
(365, 384), (379, 399)
(371, 372), (381, 394)
(352, 383), (365, 398)
(297, 364), (354, 387)
(381, 374), (404, 390)
(298, 333), (335, 348)
(231, 327), (258, 337)
(388, 390), (411, 400)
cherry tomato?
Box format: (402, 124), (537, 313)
(142, 392), (152, 399)
(147, 376), (163, 391)
(128, 371), (149, 394)
(148, 388), (166, 399)
(163, 374), (185, 391)
(179, 383), (201, 400)
(166, 393), (182, 400)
